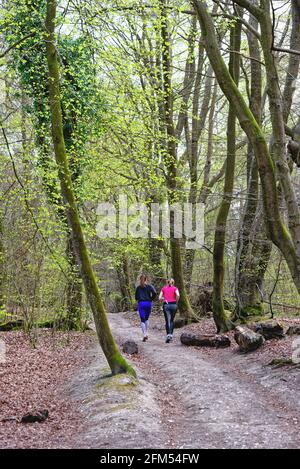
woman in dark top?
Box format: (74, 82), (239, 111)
(135, 274), (157, 342)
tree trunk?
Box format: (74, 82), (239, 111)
(184, 63), (214, 291)
(235, 10), (271, 318)
(236, 206), (272, 318)
(65, 233), (83, 328)
(212, 21), (242, 333)
(45, 0), (135, 376)
(0, 213), (4, 311)
(159, 0), (194, 319)
(62, 110), (83, 327)
(116, 254), (133, 311)
(149, 237), (165, 291)
(31, 97), (83, 327)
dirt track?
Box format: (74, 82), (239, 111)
(73, 313), (300, 449)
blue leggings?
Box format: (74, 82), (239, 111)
(138, 301), (152, 323)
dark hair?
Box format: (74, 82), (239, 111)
(139, 274), (148, 285)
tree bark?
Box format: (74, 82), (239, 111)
(149, 237), (165, 291)
(235, 9), (271, 318)
(62, 111), (83, 328)
(45, 0), (135, 376)
(65, 233), (83, 327)
(159, 0), (194, 319)
(29, 86), (83, 327)
(116, 254), (133, 311)
(0, 213), (4, 311)
(184, 64), (214, 289)
(212, 20), (241, 333)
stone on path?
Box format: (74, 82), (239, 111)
(21, 410), (49, 424)
(122, 340), (139, 355)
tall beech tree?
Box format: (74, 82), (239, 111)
(0, 213), (4, 311)
(45, 0), (135, 376)
(158, 0), (194, 319)
(211, 17), (242, 332)
(235, 8), (271, 319)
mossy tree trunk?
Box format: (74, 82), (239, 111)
(30, 96), (83, 328)
(62, 113), (83, 328)
(149, 237), (165, 291)
(65, 233), (83, 327)
(184, 64), (214, 291)
(45, 0), (135, 376)
(159, 0), (194, 320)
(116, 254), (133, 311)
(192, 0), (300, 294)
(0, 213), (4, 311)
(146, 195), (165, 291)
(184, 4), (220, 290)
(36, 136), (83, 328)
(235, 11), (271, 318)
(236, 207), (272, 318)
(212, 20), (242, 333)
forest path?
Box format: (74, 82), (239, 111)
(106, 312), (300, 449)
(68, 313), (300, 449)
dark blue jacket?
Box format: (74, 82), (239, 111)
(135, 284), (157, 302)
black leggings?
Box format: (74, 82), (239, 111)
(163, 303), (178, 335)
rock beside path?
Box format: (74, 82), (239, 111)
(234, 326), (265, 352)
(122, 340), (139, 355)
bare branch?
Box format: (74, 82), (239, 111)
(232, 0), (262, 18)
(272, 46), (300, 57)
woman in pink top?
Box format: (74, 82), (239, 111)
(159, 278), (180, 343)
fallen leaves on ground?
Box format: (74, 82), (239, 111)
(0, 329), (95, 448)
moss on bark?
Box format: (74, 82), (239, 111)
(212, 23), (241, 333)
(159, 1), (194, 319)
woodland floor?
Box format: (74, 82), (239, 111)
(0, 312), (300, 449)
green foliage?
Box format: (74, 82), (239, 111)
(0, 0), (298, 330)
(3, 0), (106, 202)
